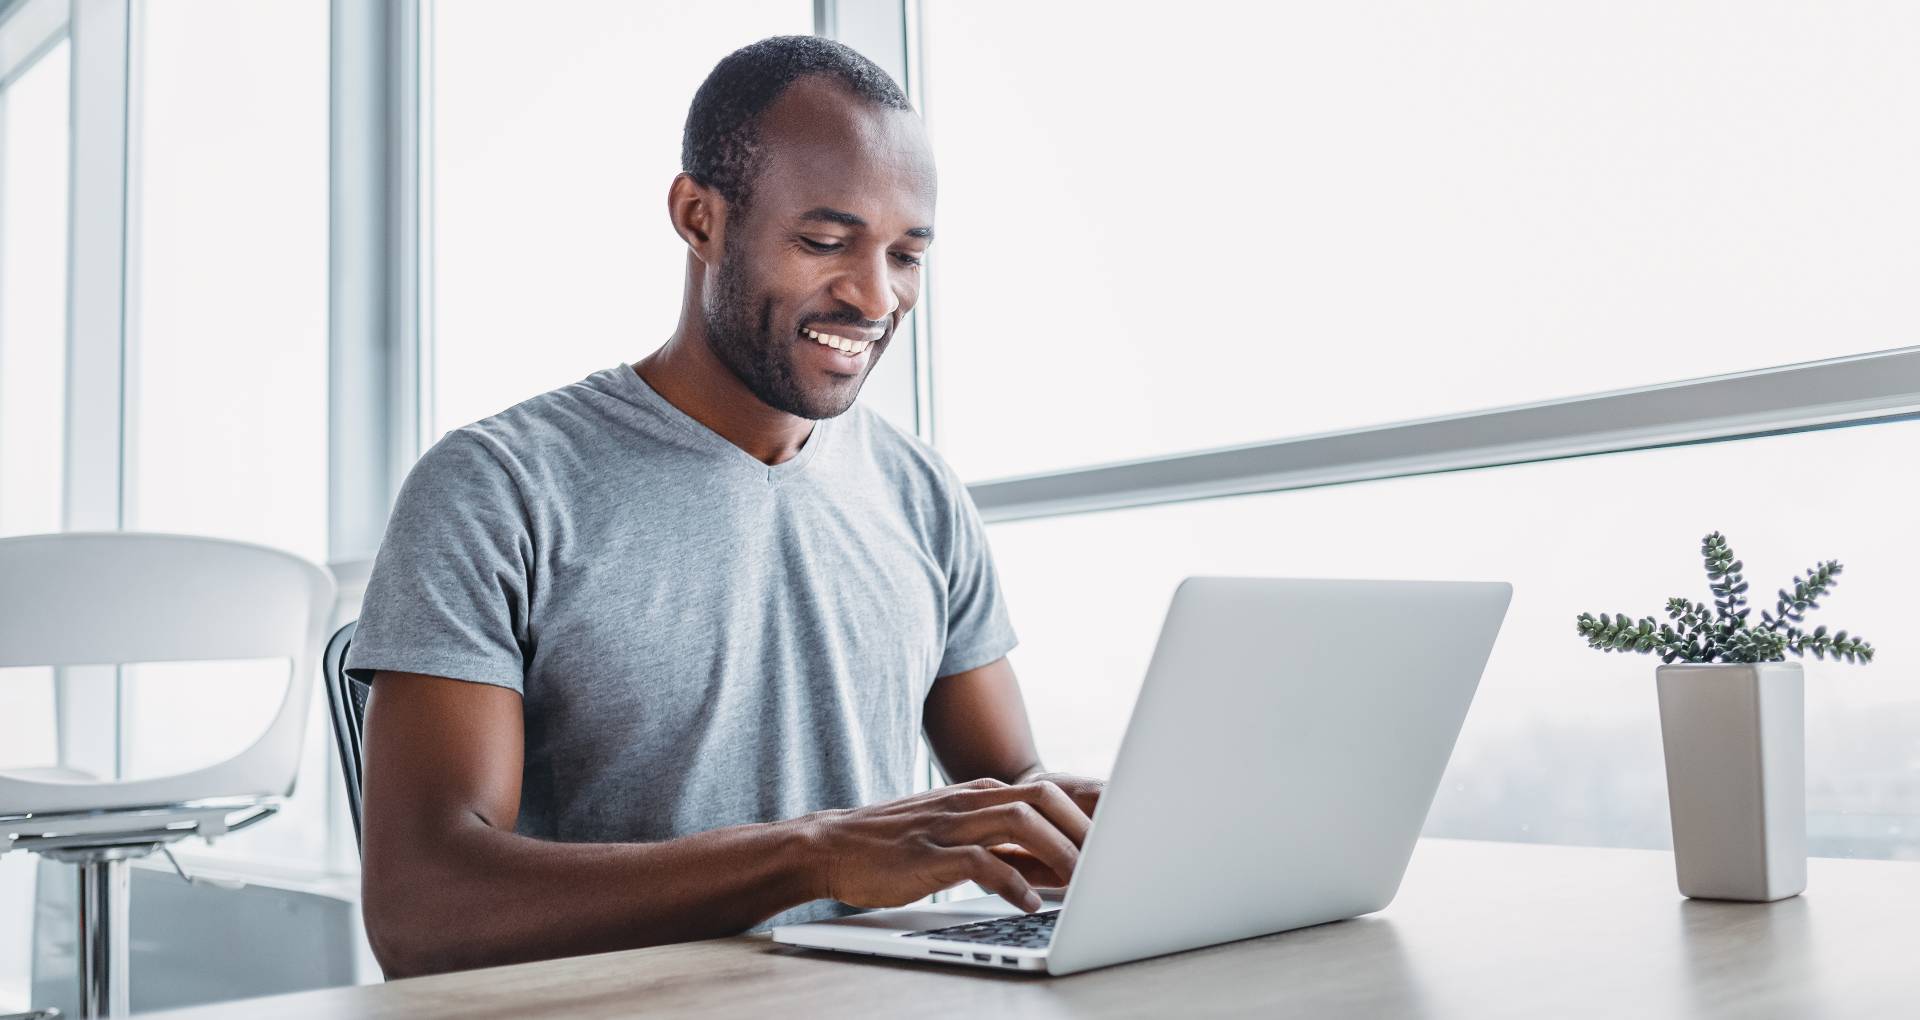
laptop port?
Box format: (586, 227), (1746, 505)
(929, 949), (963, 958)
(973, 953), (991, 962)
(1001, 956), (1019, 966)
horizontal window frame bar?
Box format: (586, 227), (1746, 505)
(967, 346), (1920, 524)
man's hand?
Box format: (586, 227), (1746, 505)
(1015, 769), (1103, 820)
(1000, 770), (1105, 893)
(805, 777), (1091, 913)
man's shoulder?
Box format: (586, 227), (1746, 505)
(838, 402), (964, 493)
(457, 367), (624, 444)
(427, 366), (648, 476)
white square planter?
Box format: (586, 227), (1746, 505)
(1655, 661), (1806, 901)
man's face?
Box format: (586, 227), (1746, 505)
(701, 78), (936, 420)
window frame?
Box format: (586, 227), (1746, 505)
(966, 346), (1920, 523)
(52, 0), (133, 782)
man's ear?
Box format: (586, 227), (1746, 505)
(667, 173), (726, 266)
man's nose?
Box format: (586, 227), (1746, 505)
(830, 250), (899, 324)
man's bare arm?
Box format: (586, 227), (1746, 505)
(922, 657), (1043, 784)
(922, 657), (1105, 819)
(361, 670), (1090, 977)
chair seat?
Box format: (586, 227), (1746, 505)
(1, 798), (280, 858)
(1, 766), (100, 783)
(0, 753), (306, 817)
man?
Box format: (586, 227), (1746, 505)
(347, 35), (1103, 979)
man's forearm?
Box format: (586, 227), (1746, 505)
(363, 814), (822, 978)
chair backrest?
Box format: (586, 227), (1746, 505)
(0, 532), (335, 816)
(321, 620), (369, 845)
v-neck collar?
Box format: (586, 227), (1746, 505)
(610, 363), (830, 484)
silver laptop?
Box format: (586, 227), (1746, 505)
(773, 576), (1512, 976)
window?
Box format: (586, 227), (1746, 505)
(919, 1), (1920, 480)
(0, 26), (68, 1009)
(428, 0), (814, 439)
(0, 36), (67, 538)
(987, 419), (1920, 859)
(127, 0), (327, 563)
(121, 0), (330, 870)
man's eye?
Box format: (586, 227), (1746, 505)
(892, 252), (924, 267)
(800, 237), (844, 253)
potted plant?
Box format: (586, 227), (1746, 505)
(1575, 532), (1874, 902)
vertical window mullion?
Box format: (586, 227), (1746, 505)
(328, 0), (423, 568)
(63, 0), (128, 535)
(59, 0), (132, 779)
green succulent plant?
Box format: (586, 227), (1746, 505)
(1575, 531), (1875, 665)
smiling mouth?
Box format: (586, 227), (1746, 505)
(801, 326), (876, 356)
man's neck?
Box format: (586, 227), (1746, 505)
(633, 333), (815, 467)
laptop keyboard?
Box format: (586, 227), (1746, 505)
(907, 909), (1060, 949)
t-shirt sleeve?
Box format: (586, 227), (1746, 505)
(344, 430), (532, 693)
(936, 469), (1018, 678)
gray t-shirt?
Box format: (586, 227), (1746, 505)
(346, 363), (1017, 928)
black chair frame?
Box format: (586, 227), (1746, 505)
(321, 620), (368, 847)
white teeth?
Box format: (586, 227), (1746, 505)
(804, 328), (870, 355)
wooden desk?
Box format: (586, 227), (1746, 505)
(145, 839), (1919, 1018)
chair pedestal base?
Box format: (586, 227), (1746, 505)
(4, 800), (280, 1018)
(77, 854), (133, 1019)
(45, 846), (150, 1019)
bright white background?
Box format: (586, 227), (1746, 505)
(0, 32), (68, 1006)
(0, 38), (65, 539)
(920, 0), (1920, 481)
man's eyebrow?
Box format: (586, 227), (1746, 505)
(798, 207), (867, 228)
(797, 207), (933, 240)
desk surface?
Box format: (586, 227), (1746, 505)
(147, 839), (1919, 1019)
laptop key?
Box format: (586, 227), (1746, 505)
(907, 909), (1061, 948)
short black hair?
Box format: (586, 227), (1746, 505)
(681, 35), (912, 213)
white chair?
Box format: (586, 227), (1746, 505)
(0, 533), (334, 1019)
